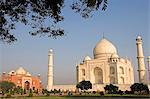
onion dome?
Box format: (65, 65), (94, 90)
(8, 70), (16, 75)
(84, 56), (91, 61)
(16, 67), (27, 75)
(93, 38), (117, 59)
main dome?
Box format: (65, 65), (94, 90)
(16, 67), (27, 75)
(93, 38), (117, 59)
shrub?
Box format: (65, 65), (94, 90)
(93, 91), (96, 94)
(6, 94), (11, 98)
(118, 90), (123, 95)
(125, 90), (133, 94)
(104, 84), (118, 94)
(28, 93), (33, 97)
(99, 91), (104, 96)
(130, 83), (149, 95)
(46, 92), (50, 96)
(23, 89), (26, 94)
(76, 80), (92, 91)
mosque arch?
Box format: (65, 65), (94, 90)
(110, 76), (115, 84)
(24, 81), (30, 90)
(120, 77), (124, 84)
(119, 66), (124, 74)
(110, 67), (115, 74)
(82, 69), (85, 76)
(94, 67), (103, 84)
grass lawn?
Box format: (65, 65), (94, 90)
(6, 95), (150, 99)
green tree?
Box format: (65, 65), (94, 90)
(130, 83), (149, 95)
(23, 89), (26, 94)
(0, 0), (108, 43)
(76, 80), (92, 91)
(104, 84), (118, 94)
(14, 86), (22, 94)
(28, 88), (33, 97)
(0, 81), (16, 94)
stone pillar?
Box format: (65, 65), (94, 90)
(47, 49), (53, 90)
(136, 35), (147, 83)
(147, 56), (150, 83)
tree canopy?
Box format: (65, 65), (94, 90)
(76, 80), (92, 91)
(0, 81), (16, 93)
(0, 0), (108, 43)
(130, 83), (149, 94)
(104, 84), (118, 94)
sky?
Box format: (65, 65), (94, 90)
(1, 0), (150, 87)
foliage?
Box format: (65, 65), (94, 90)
(99, 91), (104, 96)
(14, 86), (22, 94)
(24, 89), (26, 94)
(76, 80), (92, 91)
(130, 83), (149, 95)
(42, 89), (46, 95)
(28, 88), (33, 97)
(92, 91), (96, 94)
(71, 0), (108, 18)
(104, 84), (118, 94)
(118, 90), (123, 95)
(6, 93), (11, 98)
(0, 81), (16, 93)
(28, 92), (33, 97)
(0, 0), (108, 43)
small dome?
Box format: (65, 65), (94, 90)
(49, 49), (53, 52)
(16, 67), (27, 75)
(111, 53), (119, 58)
(147, 56), (150, 60)
(93, 38), (117, 59)
(8, 70), (16, 75)
(26, 72), (31, 76)
(84, 56), (91, 61)
(137, 35), (142, 39)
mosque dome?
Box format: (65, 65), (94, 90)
(93, 38), (117, 59)
(84, 56), (91, 61)
(16, 67), (27, 75)
(137, 35), (142, 40)
(147, 56), (150, 60)
(8, 70), (16, 75)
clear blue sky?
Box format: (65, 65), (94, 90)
(1, 0), (150, 87)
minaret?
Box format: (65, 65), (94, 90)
(47, 49), (53, 90)
(136, 35), (147, 83)
(147, 56), (150, 83)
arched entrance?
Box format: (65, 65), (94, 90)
(24, 81), (30, 90)
(120, 77), (124, 84)
(94, 67), (103, 84)
(110, 77), (115, 84)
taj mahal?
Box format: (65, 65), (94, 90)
(47, 35), (150, 91)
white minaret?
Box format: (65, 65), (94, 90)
(47, 49), (53, 90)
(136, 35), (147, 83)
(147, 56), (150, 83)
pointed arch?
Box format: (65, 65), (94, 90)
(110, 67), (115, 74)
(120, 77), (124, 84)
(119, 66), (124, 74)
(94, 67), (103, 84)
(82, 69), (85, 76)
(110, 76), (115, 84)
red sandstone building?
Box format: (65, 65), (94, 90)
(1, 67), (42, 90)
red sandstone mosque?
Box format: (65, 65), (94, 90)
(1, 67), (42, 90)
